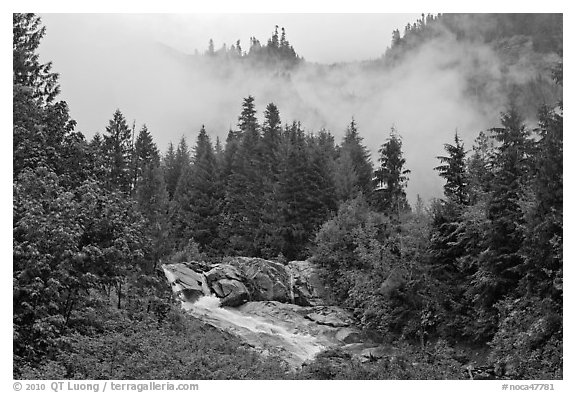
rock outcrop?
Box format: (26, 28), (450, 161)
(205, 264), (249, 307)
(163, 263), (211, 303)
(162, 260), (388, 368)
(229, 257), (293, 303)
(286, 260), (326, 306)
(165, 257), (329, 307)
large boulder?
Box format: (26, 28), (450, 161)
(229, 257), (292, 303)
(287, 260), (326, 306)
(213, 279), (250, 307)
(205, 264), (249, 306)
(205, 263), (245, 284)
(168, 257), (329, 308)
(162, 263), (211, 303)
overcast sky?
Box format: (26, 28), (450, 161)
(33, 13), (504, 203)
(36, 13), (424, 149)
(39, 13), (421, 64)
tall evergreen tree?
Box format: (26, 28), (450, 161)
(237, 95), (258, 136)
(276, 122), (310, 259)
(468, 106), (533, 338)
(467, 130), (495, 203)
(135, 163), (171, 271)
(13, 13), (81, 181)
(372, 128), (410, 216)
(214, 136), (224, 166)
(520, 104), (563, 298)
(339, 119), (374, 198)
(163, 137), (190, 200)
(334, 149), (360, 202)
(311, 129), (338, 215)
(434, 131), (469, 205)
(132, 124), (160, 192)
(220, 97), (262, 256)
(13, 13), (60, 105)
(256, 103), (284, 257)
(428, 132), (471, 340)
(163, 142), (177, 199)
(102, 109), (133, 194)
(173, 126), (222, 253)
(260, 102), (282, 175)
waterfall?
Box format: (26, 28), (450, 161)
(162, 263), (370, 367)
(162, 261), (377, 367)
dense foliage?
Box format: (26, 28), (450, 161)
(310, 99), (563, 378)
(14, 14), (562, 380)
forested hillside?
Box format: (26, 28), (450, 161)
(14, 13), (562, 380)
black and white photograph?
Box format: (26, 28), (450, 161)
(11, 4), (565, 388)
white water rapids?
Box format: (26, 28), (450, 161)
(165, 262), (325, 365)
(181, 294), (325, 365)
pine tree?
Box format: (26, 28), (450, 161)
(270, 25), (280, 49)
(102, 109), (133, 194)
(237, 95), (258, 136)
(468, 106), (533, 338)
(372, 128), (410, 216)
(260, 102), (282, 176)
(427, 132), (472, 340)
(13, 13), (60, 105)
(163, 142), (177, 199)
(219, 129), (241, 184)
(312, 129), (339, 214)
(276, 122), (310, 259)
(132, 124), (160, 192)
(13, 13), (79, 180)
(334, 149), (360, 202)
(135, 164), (171, 271)
(434, 131), (469, 205)
(467, 130), (495, 203)
(163, 137), (190, 200)
(306, 132), (338, 227)
(214, 136), (224, 161)
(173, 126), (222, 253)
(339, 119), (374, 198)
(220, 96), (262, 256)
(521, 103), (563, 298)
(257, 103), (284, 257)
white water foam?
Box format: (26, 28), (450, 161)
(185, 294), (324, 363)
(163, 265), (325, 364)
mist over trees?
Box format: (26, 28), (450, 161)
(14, 13), (562, 380)
(38, 13), (562, 205)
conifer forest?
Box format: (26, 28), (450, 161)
(13, 13), (563, 380)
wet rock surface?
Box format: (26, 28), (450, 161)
(162, 259), (387, 367)
(287, 260), (327, 306)
(205, 264), (249, 306)
(212, 279), (250, 307)
(163, 263), (211, 302)
(229, 257), (292, 302)
(167, 258), (329, 307)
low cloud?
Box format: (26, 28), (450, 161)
(39, 14), (560, 203)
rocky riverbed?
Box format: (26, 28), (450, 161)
(163, 258), (392, 367)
